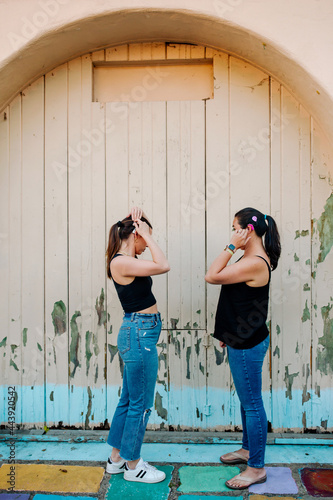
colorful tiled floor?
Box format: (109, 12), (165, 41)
(300, 468), (333, 497)
(107, 465), (173, 499)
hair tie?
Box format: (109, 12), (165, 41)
(264, 214), (267, 220)
(251, 216), (257, 222)
(117, 220), (124, 228)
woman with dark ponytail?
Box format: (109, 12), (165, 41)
(105, 207), (170, 484)
(205, 207), (281, 490)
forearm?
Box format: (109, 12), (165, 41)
(144, 235), (170, 271)
(205, 249), (232, 283)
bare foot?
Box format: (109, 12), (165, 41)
(220, 448), (249, 464)
(226, 466), (266, 490)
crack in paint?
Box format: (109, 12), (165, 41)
(51, 300), (66, 335)
(316, 192), (333, 263)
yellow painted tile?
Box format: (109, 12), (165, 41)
(0, 464), (104, 493)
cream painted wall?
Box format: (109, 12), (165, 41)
(0, 1), (333, 142)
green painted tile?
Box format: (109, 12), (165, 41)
(107, 465), (173, 500)
(178, 465), (240, 493)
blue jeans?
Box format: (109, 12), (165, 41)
(227, 336), (270, 468)
(107, 312), (161, 461)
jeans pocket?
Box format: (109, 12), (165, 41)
(140, 318), (158, 330)
(117, 327), (131, 355)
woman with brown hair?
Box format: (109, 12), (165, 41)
(105, 207), (170, 484)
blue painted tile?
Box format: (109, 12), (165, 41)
(0, 495), (30, 500)
(180, 496), (243, 499)
(249, 467), (298, 494)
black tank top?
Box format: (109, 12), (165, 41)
(213, 256), (271, 349)
(111, 254), (156, 313)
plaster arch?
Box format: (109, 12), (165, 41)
(1, 7), (332, 143)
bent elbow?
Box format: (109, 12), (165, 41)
(163, 263), (171, 273)
(205, 273), (213, 284)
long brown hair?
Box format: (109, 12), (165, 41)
(106, 216), (153, 279)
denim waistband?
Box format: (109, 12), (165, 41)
(124, 312), (161, 321)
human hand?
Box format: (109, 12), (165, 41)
(129, 206), (143, 222)
(133, 219), (151, 239)
(219, 341), (226, 348)
(230, 228), (250, 250)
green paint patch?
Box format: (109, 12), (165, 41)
(95, 288), (107, 326)
(186, 346), (191, 379)
(273, 346), (280, 358)
(155, 391), (167, 420)
(305, 259), (311, 265)
(178, 465), (240, 492)
(303, 283), (310, 291)
(70, 311), (81, 377)
(11, 344), (18, 353)
(316, 192), (333, 263)
(85, 331), (93, 376)
(108, 344), (118, 363)
(295, 229), (309, 239)
(50, 391), (54, 402)
(37, 343), (43, 351)
(301, 300), (310, 322)
(214, 346), (225, 365)
(284, 366), (299, 400)
(316, 302), (333, 375)
(0, 337), (7, 348)
(52, 300), (66, 335)
(294, 253), (299, 262)
(107, 465), (173, 499)
(196, 309), (201, 315)
(23, 328), (28, 347)
(276, 325), (281, 335)
(10, 359), (19, 371)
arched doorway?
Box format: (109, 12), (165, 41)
(0, 43), (332, 431)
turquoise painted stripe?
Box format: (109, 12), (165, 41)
(0, 441), (332, 464)
(1, 384), (332, 430)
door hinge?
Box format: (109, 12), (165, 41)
(202, 333), (212, 348)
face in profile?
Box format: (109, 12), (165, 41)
(232, 217), (249, 250)
(134, 227), (152, 255)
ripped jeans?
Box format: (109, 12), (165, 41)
(107, 312), (161, 461)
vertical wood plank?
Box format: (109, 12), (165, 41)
(105, 45), (128, 62)
(0, 106), (10, 425)
(45, 63), (69, 426)
(7, 96), (23, 424)
(21, 78), (45, 426)
(206, 51), (233, 429)
(105, 101), (129, 424)
(311, 120), (333, 431)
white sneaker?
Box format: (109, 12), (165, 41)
(106, 457), (126, 474)
(124, 458), (166, 483)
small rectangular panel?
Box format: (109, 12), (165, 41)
(93, 61), (213, 102)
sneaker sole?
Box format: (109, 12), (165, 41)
(106, 465), (126, 474)
(124, 474), (166, 484)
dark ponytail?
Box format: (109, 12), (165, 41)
(106, 215), (152, 279)
(235, 207), (281, 270)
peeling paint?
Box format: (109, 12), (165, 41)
(95, 288), (107, 326)
(302, 411), (306, 427)
(51, 300), (66, 335)
(186, 346), (191, 379)
(199, 362), (204, 375)
(284, 366), (299, 400)
(195, 336), (201, 356)
(10, 359), (19, 371)
(10, 344), (18, 354)
(312, 271), (316, 279)
(85, 331), (93, 376)
(155, 391), (167, 420)
(294, 253), (299, 262)
(316, 192), (333, 263)
(214, 346), (225, 365)
(0, 337), (7, 348)
(169, 331), (181, 358)
(50, 391), (54, 402)
(303, 283), (310, 291)
(295, 229), (309, 239)
(302, 364), (311, 404)
(305, 259), (311, 265)
(315, 384), (321, 397)
(273, 346), (280, 358)
(316, 302), (333, 375)
(22, 328), (28, 347)
(276, 325), (281, 335)
(85, 386), (92, 429)
(37, 343), (42, 351)
(302, 300), (310, 322)
(170, 318), (179, 329)
(108, 344), (118, 363)
(69, 311), (81, 377)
